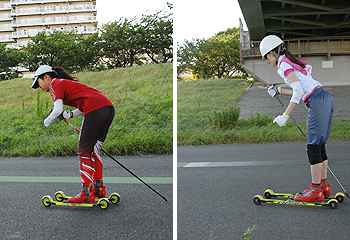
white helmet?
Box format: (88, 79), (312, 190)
(31, 65), (55, 89)
(259, 35), (283, 59)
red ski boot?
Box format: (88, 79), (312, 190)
(67, 185), (95, 203)
(294, 184), (325, 202)
(321, 181), (332, 196)
(94, 179), (106, 198)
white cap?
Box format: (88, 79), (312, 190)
(31, 65), (55, 89)
(259, 35), (283, 59)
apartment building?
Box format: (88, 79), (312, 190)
(0, 0), (97, 48)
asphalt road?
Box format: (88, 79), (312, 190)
(178, 140), (350, 240)
(0, 154), (172, 239)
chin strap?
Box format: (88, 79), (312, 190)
(269, 44), (285, 65)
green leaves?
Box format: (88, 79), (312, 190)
(0, 43), (22, 81)
(22, 31), (100, 72)
(100, 9), (173, 68)
(177, 27), (246, 80)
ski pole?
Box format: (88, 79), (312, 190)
(274, 95), (350, 199)
(62, 118), (168, 202)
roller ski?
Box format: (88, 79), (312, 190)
(254, 185), (339, 209)
(54, 180), (120, 204)
(42, 195), (110, 210)
(253, 194), (338, 209)
(42, 183), (120, 210)
(263, 189), (344, 203)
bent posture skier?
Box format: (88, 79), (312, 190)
(259, 35), (334, 202)
(32, 65), (114, 203)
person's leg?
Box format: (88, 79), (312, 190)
(89, 106), (115, 197)
(68, 117), (96, 203)
(295, 89), (333, 202)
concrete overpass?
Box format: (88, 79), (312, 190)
(238, 0), (350, 86)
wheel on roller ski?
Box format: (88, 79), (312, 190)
(328, 199), (337, 209)
(42, 195), (52, 207)
(55, 191), (66, 202)
(253, 195), (263, 205)
(109, 193), (121, 204)
(264, 189), (274, 199)
(98, 198), (109, 210)
(336, 195), (344, 203)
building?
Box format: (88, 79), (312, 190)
(0, 0), (97, 48)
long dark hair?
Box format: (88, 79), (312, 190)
(40, 67), (78, 81)
(273, 46), (305, 68)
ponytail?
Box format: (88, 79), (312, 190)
(283, 49), (305, 68)
(273, 46), (305, 68)
(44, 67), (78, 81)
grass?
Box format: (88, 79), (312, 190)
(0, 63), (172, 157)
(177, 78), (350, 145)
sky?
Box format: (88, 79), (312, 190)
(96, 0), (246, 45)
(96, 0), (171, 25)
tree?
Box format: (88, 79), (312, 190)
(177, 38), (210, 80)
(141, 10), (173, 63)
(22, 31), (101, 72)
(100, 17), (145, 68)
(177, 27), (246, 80)
(0, 43), (22, 81)
(100, 9), (173, 68)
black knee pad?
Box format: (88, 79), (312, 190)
(306, 144), (323, 165)
(320, 144), (328, 161)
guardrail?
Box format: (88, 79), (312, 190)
(240, 37), (350, 60)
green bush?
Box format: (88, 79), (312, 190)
(209, 106), (240, 129)
(240, 112), (274, 127)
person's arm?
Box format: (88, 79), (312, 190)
(44, 99), (63, 127)
(272, 72), (302, 126)
(284, 71), (302, 116)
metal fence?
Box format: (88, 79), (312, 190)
(240, 37), (350, 60)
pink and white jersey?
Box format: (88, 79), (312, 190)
(277, 55), (322, 103)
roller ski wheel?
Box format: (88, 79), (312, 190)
(253, 194), (338, 209)
(253, 195), (263, 205)
(55, 191), (66, 202)
(42, 195), (53, 207)
(264, 189), (345, 203)
(97, 198), (109, 210)
(108, 193), (121, 204)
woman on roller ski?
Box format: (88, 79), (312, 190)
(31, 65), (114, 203)
(259, 35), (334, 202)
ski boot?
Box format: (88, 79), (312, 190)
(302, 180), (332, 196)
(321, 180), (332, 196)
(67, 184), (95, 203)
(294, 184), (325, 202)
(94, 179), (106, 198)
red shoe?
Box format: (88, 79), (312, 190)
(294, 185), (325, 202)
(94, 179), (106, 198)
(68, 185), (95, 203)
(321, 181), (332, 196)
(302, 181), (331, 196)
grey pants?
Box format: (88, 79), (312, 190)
(306, 88), (334, 145)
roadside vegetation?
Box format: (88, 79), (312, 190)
(0, 63), (172, 157)
(178, 78), (350, 146)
